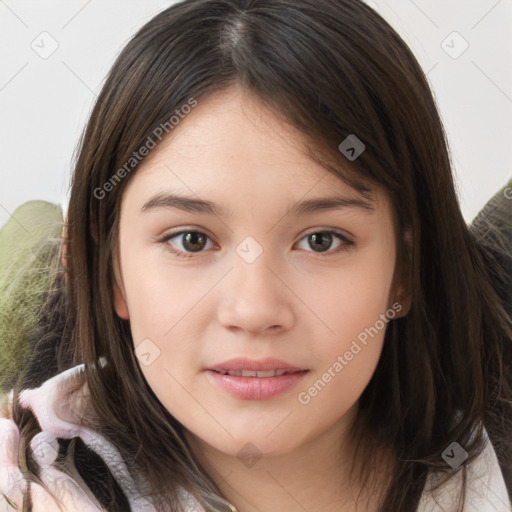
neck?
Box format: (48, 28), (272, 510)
(186, 406), (395, 512)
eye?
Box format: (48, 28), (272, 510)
(158, 230), (214, 259)
(295, 230), (354, 256)
(158, 228), (354, 260)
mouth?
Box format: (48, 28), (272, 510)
(207, 357), (306, 375)
(211, 369), (304, 378)
(205, 358), (309, 400)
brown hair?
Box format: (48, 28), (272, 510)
(11, 0), (512, 510)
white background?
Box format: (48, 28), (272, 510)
(0, 0), (511, 227)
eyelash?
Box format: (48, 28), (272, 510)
(157, 229), (355, 260)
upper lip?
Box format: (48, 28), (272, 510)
(207, 358), (305, 373)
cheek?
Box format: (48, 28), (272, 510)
(304, 250), (395, 346)
(295, 249), (395, 398)
(296, 296), (390, 431)
(121, 250), (207, 344)
(120, 255), (217, 405)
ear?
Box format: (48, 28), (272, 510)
(114, 281), (130, 320)
(393, 282), (412, 319)
(112, 253), (130, 320)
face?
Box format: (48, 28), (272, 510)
(113, 85), (408, 460)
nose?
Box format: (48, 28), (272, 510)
(216, 250), (295, 335)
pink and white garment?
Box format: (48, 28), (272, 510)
(1, 362), (510, 511)
(0, 362), (204, 511)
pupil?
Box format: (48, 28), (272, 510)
(183, 232), (206, 252)
(310, 233), (332, 252)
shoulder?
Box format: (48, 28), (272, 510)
(417, 428), (511, 511)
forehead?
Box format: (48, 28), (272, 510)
(122, 86), (390, 219)
(138, 87), (317, 177)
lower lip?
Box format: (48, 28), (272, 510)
(205, 370), (308, 400)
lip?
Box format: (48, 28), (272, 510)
(205, 358), (308, 400)
(207, 357), (304, 373)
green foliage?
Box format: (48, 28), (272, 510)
(0, 200), (63, 391)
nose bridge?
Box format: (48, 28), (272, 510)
(235, 232), (289, 292)
(217, 235), (294, 333)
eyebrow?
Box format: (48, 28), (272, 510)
(140, 192), (375, 217)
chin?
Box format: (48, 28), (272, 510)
(193, 428), (304, 462)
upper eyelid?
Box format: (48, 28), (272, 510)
(161, 226), (352, 238)
(299, 227), (352, 240)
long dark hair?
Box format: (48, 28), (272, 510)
(11, 0), (512, 510)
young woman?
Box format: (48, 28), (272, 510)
(1, 0), (511, 510)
